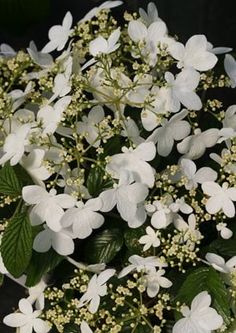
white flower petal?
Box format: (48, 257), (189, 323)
(22, 186), (47, 205)
(52, 231), (74, 256)
(33, 318), (50, 333)
(33, 230), (52, 253)
(128, 20), (147, 42)
(3, 313), (29, 327)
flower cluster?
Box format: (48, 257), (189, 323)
(1, 1), (236, 333)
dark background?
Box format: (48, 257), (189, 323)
(1, 0), (236, 332)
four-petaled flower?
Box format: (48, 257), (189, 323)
(139, 226), (161, 251)
(106, 142), (156, 188)
(206, 252), (236, 273)
(169, 35), (218, 71)
(79, 269), (116, 313)
(180, 158), (217, 190)
(202, 181), (236, 218)
(147, 110), (191, 156)
(173, 291), (223, 333)
(118, 255), (167, 278)
(42, 12), (73, 53)
(99, 170), (148, 228)
(143, 268), (172, 298)
(22, 185), (76, 232)
(61, 198), (104, 239)
(3, 298), (50, 333)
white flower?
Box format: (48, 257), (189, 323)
(27, 279), (47, 310)
(173, 291), (223, 333)
(80, 321), (93, 333)
(169, 197), (193, 214)
(141, 87), (169, 131)
(206, 253), (236, 273)
(89, 28), (121, 57)
(164, 69), (202, 112)
(3, 298), (50, 333)
(22, 185), (76, 232)
(223, 105), (236, 130)
(139, 2), (162, 26)
(177, 128), (219, 160)
(224, 54), (236, 88)
(0, 43), (16, 57)
(42, 11), (73, 53)
(118, 255), (167, 278)
(81, 29), (121, 71)
(174, 214), (202, 243)
(216, 222), (233, 239)
(180, 158), (217, 190)
(27, 41), (53, 68)
(0, 123), (31, 166)
(99, 171), (148, 228)
(106, 142), (156, 188)
(210, 149), (236, 174)
(146, 200), (174, 229)
(147, 109), (191, 156)
(60, 198), (104, 239)
(79, 269), (116, 313)
(139, 226), (161, 251)
(202, 181), (236, 218)
(128, 19), (168, 66)
(143, 268), (172, 298)
(9, 82), (33, 111)
(33, 225), (74, 256)
(48, 73), (71, 103)
(77, 106), (105, 147)
(79, 1), (123, 24)
(37, 96), (71, 135)
(121, 118), (145, 146)
(20, 149), (51, 186)
(57, 166), (91, 199)
(169, 35), (218, 71)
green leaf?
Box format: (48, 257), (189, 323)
(208, 238), (236, 257)
(176, 266), (231, 325)
(14, 164), (34, 187)
(26, 249), (63, 287)
(1, 207), (32, 277)
(0, 163), (22, 196)
(64, 324), (80, 333)
(0, 273), (4, 286)
(86, 166), (113, 197)
(102, 136), (122, 156)
(85, 229), (124, 264)
(124, 226), (145, 255)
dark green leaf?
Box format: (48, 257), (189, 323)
(26, 249), (63, 287)
(14, 164), (34, 187)
(64, 324), (80, 333)
(0, 273), (4, 286)
(1, 207), (32, 277)
(0, 163), (22, 196)
(85, 229), (124, 264)
(208, 238), (236, 257)
(176, 266), (231, 325)
(86, 166), (113, 197)
(124, 226), (146, 255)
(102, 136), (122, 156)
